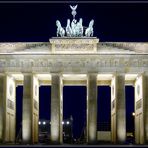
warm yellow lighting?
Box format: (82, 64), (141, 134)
(132, 112), (135, 116)
(125, 74), (138, 81)
(97, 74), (113, 80)
(62, 74), (87, 79)
(36, 74), (51, 80)
(11, 73), (24, 81)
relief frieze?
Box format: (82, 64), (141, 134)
(0, 55), (147, 72)
(54, 44), (94, 51)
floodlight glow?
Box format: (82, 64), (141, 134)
(11, 73), (24, 81)
(63, 74), (87, 77)
(38, 121), (41, 125)
(67, 121), (70, 125)
(62, 74), (87, 80)
(125, 74), (138, 81)
(97, 74), (113, 80)
(62, 121), (64, 125)
(43, 121), (46, 125)
(36, 74), (51, 80)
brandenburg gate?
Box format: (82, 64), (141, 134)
(0, 4), (148, 145)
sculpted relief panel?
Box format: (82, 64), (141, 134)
(54, 44), (94, 52)
(50, 38), (98, 53)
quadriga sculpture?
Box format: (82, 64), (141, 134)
(66, 19), (72, 37)
(55, 5), (95, 38)
(85, 19), (94, 37)
(71, 19), (77, 37)
(56, 20), (65, 37)
(75, 18), (83, 37)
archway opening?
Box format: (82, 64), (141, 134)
(97, 86), (111, 143)
(63, 86), (86, 144)
(16, 85), (23, 143)
(39, 86), (51, 144)
(125, 86), (135, 144)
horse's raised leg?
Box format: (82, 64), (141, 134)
(91, 31), (94, 37)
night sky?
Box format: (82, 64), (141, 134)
(0, 1), (148, 41)
(3, 1), (147, 139)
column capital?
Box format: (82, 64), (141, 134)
(0, 73), (16, 78)
(87, 73), (98, 79)
(22, 72), (33, 76)
(51, 72), (63, 77)
(113, 73), (125, 76)
(137, 72), (145, 78)
(50, 71), (62, 74)
(87, 72), (98, 75)
(0, 73), (7, 76)
(143, 71), (148, 76)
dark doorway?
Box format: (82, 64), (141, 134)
(125, 86), (135, 144)
(63, 86), (86, 144)
(16, 85), (23, 143)
(39, 86), (51, 143)
(97, 86), (111, 131)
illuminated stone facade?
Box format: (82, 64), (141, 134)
(0, 38), (148, 144)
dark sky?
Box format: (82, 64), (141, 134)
(0, 1), (148, 41)
(12, 1), (143, 139)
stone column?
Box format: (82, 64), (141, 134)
(144, 73), (148, 144)
(51, 73), (63, 144)
(87, 73), (97, 144)
(32, 75), (39, 144)
(22, 74), (39, 144)
(111, 74), (126, 143)
(0, 75), (5, 142)
(0, 75), (16, 143)
(6, 75), (16, 143)
(22, 74), (32, 144)
(135, 74), (145, 144)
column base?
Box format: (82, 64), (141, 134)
(50, 141), (62, 145)
(87, 140), (97, 145)
(21, 140), (33, 145)
(116, 138), (127, 144)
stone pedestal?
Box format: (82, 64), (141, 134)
(111, 74), (126, 143)
(87, 73), (97, 144)
(51, 73), (63, 144)
(50, 38), (99, 54)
